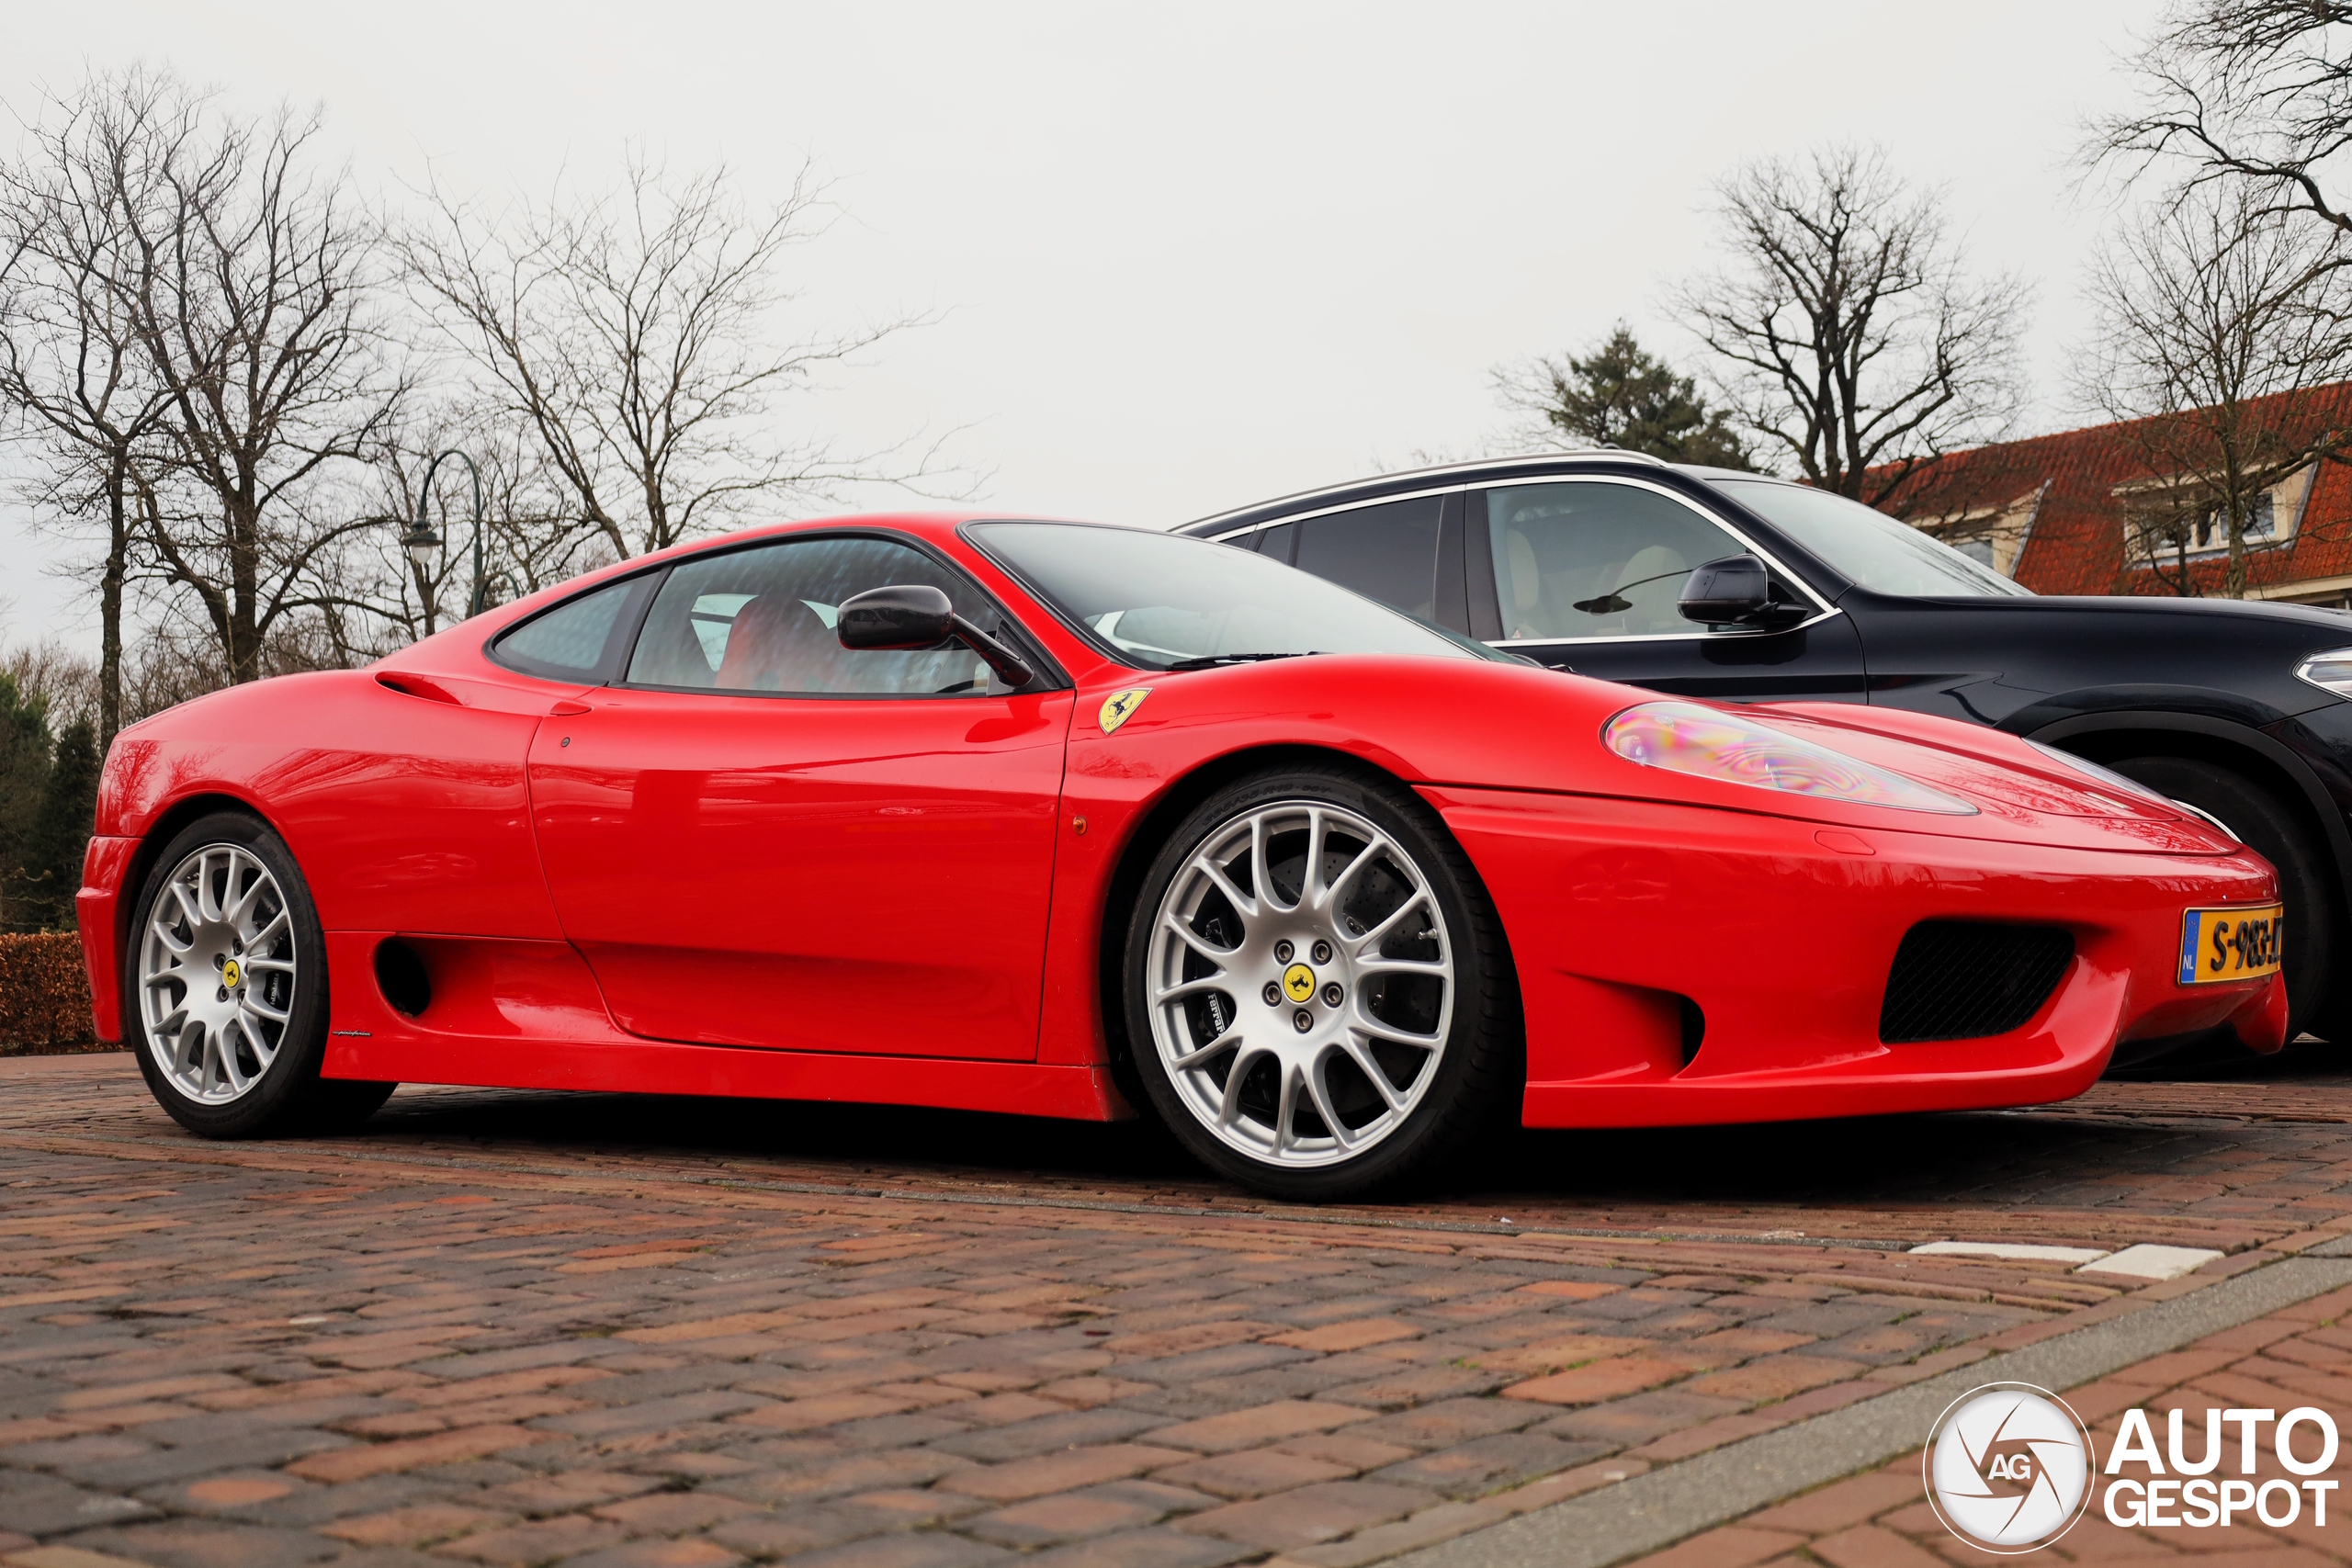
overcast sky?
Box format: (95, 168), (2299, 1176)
(6, 0), (2156, 651)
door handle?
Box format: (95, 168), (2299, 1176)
(549, 700), (593, 716)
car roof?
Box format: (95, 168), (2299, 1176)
(594, 510), (1136, 569)
(1181, 449), (1694, 536)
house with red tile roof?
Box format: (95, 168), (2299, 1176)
(1883, 383), (2352, 607)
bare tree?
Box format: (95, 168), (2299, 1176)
(350, 412), (615, 648)
(471, 423), (616, 592)
(5, 638), (98, 732)
(401, 152), (957, 561)
(107, 610), (344, 724)
(1671, 144), (2030, 513)
(2080, 184), (2352, 597)
(2095, 3), (2352, 245)
(116, 95), (406, 683)
(0, 67), (185, 748)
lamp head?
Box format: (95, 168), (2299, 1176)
(401, 519), (442, 571)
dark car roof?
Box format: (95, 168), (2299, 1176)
(1182, 451), (1679, 537)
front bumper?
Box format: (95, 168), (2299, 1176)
(1424, 786), (2283, 1130)
(76, 835), (137, 1043)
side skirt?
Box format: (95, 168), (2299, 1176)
(317, 931), (1127, 1122)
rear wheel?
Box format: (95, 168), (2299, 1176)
(2109, 756), (2339, 1040)
(124, 812), (393, 1137)
(1122, 764), (1519, 1201)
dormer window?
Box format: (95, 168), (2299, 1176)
(2115, 463), (2312, 564)
(2194, 492), (2278, 549)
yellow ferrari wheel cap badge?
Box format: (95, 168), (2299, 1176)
(1099, 687), (1150, 734)
(1283, 963), (1317, 1003)
(221, 958), (242, 990)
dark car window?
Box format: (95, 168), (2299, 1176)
(490, 576), (643, 682)
(1243, 521), (1297, 563)
(1294, 497), (1441, 621)
(1487, 481), (1758, 639)
(626, 535), (995, 695)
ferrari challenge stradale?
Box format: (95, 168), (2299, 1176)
(77, 515), (2289, 1199)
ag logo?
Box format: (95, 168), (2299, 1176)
(221, 958), (242, 990)
(1099, 688), (1149, 734)
(1924, 1382), (2095, 1552)
(1283, 963), (1317, 1003)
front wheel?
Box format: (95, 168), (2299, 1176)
(1122, 764), (1520, 1201)
(124, 811), (392, 1137)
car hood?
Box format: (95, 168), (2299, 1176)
(1964, 592), (2352, 634)
(1121, 655), (2244, 858)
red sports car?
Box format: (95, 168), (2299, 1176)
(77, 515), (2287, 1198)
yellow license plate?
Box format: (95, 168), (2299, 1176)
(2178, 903), (2285, 985)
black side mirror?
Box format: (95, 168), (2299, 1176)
(837, 584), (1035, 688)
(1678, 555), (1799, 628)
(838, 583), (954, 649)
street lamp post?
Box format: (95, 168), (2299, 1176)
(398, 449), (489, 622)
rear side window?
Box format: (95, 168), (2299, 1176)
(1240, 522), (1296, 563)
(489, 577), (642, 682)
(1294, 498), (1441, 620)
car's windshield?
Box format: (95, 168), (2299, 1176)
(967, 521), (1491, 671)
(1709, 479), (2032, 598)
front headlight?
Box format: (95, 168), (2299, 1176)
(1603, 701), (1978, 815)
(2296, 648), (2352, 700)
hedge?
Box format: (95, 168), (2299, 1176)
(0, 932), (100, 1054)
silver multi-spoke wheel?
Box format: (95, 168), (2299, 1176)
(1147, 799), (1454, 1169)
(139, 843), (300, 1105)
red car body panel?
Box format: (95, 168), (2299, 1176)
(79, 513), (2286, 1130)
(525, 687), (1072, 1058)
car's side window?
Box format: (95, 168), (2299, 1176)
(625, 535), (995, 695)
(491, 575), (645, 682)
(1294, 498), (1441, 621)
(1486, 482), (1758, 639)
(1241, 522), (1297, 564)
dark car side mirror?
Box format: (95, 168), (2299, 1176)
(1678, 555), (1804, 629)
(836, 584), (1035, 688)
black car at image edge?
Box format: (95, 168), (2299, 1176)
(1180, 450), (2352, 1047)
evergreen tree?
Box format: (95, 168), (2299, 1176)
(24, 718), (96, 931)
(0, 674), (56, 931)
(1499, 323), (1755, 468)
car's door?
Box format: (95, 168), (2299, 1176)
(526, 531), (1072, 1060)
(1463, 476), (1867, 703)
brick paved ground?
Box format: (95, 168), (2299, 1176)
(1626, 1280), (2352, 1568)
(6, 1047), (2352, 1568)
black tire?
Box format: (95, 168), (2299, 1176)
(122, 811), (393, 1137)
(1121, 762), (1521, 1201)
(302, 1078), (400, 1132)
(2109, 756), (2339, 1040)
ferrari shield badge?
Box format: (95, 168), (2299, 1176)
(1099, 687), (1150, 734)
